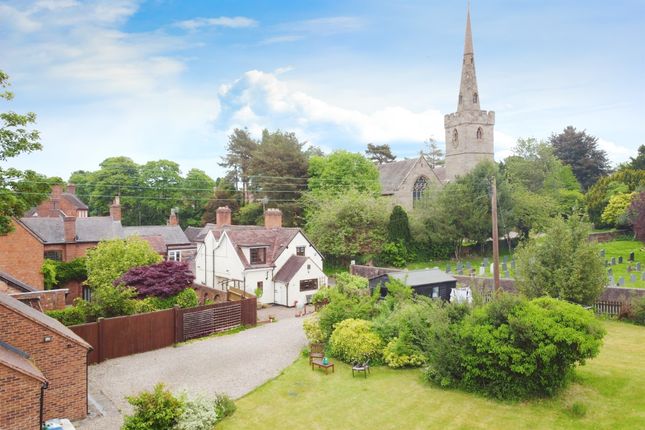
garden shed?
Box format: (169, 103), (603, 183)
(369, 268), (457, 301)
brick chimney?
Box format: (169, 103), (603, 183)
(66, 184), (76, 195)
(264, 208), (282, 229)
(216, 206), (232, 227)
(168, 208), (179, 226)
(50, 184), (62, 214)
(110, 196), (122, 221)
(64, 216), (76, 242)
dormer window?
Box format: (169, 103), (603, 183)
(250, 248), (266, 264)
(296, 246), (306, 256)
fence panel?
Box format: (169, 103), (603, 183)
(594, 300), (622, 316)
(70, 322), (100, 364)
(181, 301), (242, 341)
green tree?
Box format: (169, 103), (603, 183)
(423, 138), (444, 168)
(365, 143), (396, 164)
(514, 216), (606, 305)
(201, 178), (240, 225)
(387, 205), (411, 244)
(306, 190), (388, 263)
(585, 169), (645, 226)
(137, 160), (183, 225)
(219, 128), (258, 204)
(307, 150), (380, 197)
(0, 70), (50, 234)
(235, 202), (264, 226)
(549, 126), (610, 190)
(179, 168), (216, 227)
(85, 237), (162, 288)
(622, 145), (645, 171)
(601, 192), (636, 227)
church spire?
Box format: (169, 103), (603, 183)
(458, 2), (480, 111)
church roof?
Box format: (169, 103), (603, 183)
(378, 158), (419, 195)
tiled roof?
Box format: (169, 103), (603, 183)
(273, 255), (308, 283)
(388, 268), (457, 286)
(184, 226), (203, 243)
(19, 217), (123, 243)
(0, 293), (92, 350)
(138, 235), (167, 254)
(123, 225), (190, 246)
(378, 158), (419, 195)
(62, 192), (89, 210)
(0, 271), (38, 293)
(224, 227), (300, 268)
(0, 341), (47, 383)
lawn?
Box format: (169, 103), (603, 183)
(220, 321), (645, 430)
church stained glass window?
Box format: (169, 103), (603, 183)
(413, 176), (428, 202)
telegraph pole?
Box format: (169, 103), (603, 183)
(491, 177), (500, 291)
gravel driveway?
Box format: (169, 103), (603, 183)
(75, 315), (306, 430)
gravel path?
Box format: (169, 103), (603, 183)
(75, 316), (306, 430)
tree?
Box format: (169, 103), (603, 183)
(624, 145), (645, 171)
(306, 190), (388, 263)
(180, 168), (216, 227)
(549, 126), (610, 190)
(387, 205), (411, 244)
(201, 178), (240, 225)
(585, 169), (645, 226)
(0, 70), (50, 234)
(423, 138), (444, 168)
(365, 143), (396, 164)
(138, 160), (183, 225)
(514, 216), (606, 305)
(601, 192), (636, 227)
(85, 237), (162, 288)
(219, 128), (258, 204)
(116, 261), (194, 298)
(307, 150), (381, 198)
(628, 192), (645, 241)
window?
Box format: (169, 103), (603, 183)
(413, 176), (428, 202)
(476, 127), (483, 140)
(44, 250), (63, 261)
(473, 93), (478, 104)
(452, 129), (459, 147)
(459, 94), (463, 105)
(168, 250), (181, 261)
(296, 246), (306, 256)
(250, 247), (266, 265)
(300, 279), (318, 292)
(432, 286), (440, 298)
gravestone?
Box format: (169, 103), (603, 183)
(618, 277), (625, 286)
(490, 263), (495, 274)
(479, 266), (485, 276)
(466, 261), (472, 270)
(504, 270), (510, 278)
(600, 249), (605, 257)
(502, 261), (508, 272)
(628, 265), (632, 273)
(629, 252), (635, 262)
(637, 262), (642, 271)
(642, 272), (645, 281)
(619, 256), (623, 264)
(608, 268), (613, 276)
(503, 255), (509, 263)
(456, 262), (463, 271)
(608, 275), (614, 285)
(631, 274), (637, 283)
(458, 269), (464, 275)
(611, 257), (616, 265)
(483, 258), (489, 266)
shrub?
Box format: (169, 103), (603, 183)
(383, 338), (425, 368)
(311, 287), (332, 306)
(46, 305), (87, 326)
(175, 288), (199, 308)
(329, 319), (382, 364)
(122, 383), (185, 430)
(117, 261), (195, 298)
(214, 394), (236, 419)
(456, 296), (605, 400)
(176, 396), (218, 430)
(318, 289), (377, 340)
(41, 257), (88, 290)
(631, 296), (645, 325)
(303, 316), (325, 344)
(76, 284), (139, 321)
(378, 241), (409, 268)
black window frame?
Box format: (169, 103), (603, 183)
(299, 278), (318, 292)
(44, 250), (63, 261)
(296, 246), (306, 256)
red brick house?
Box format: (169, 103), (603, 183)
(0, 293), (91, 424)
(27, 184), (89, 218)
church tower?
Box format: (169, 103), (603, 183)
(444, 4), (495, 181)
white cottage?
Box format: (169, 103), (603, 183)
(187, 207), (327, 307)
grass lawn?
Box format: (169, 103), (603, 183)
(220, 321), (645, 430)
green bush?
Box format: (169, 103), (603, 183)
(378, 241), (409, 268)
(46, 305), (87, 326)
(631, 296), (645, 325)
(214, 394), (236, 419)
(318, 289), (377, 340)
(303, 316), (325, 344)
(175, 288), (199, 308)
(383, 337), (426, 368)
(122, 383), (185, 430)
(176, 396), (218, 430)
(329, 319), (382, 364)
(456, 296), (605, 400)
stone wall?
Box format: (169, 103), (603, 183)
(588, 230), (629, 243)
(391, 159), (442, 210)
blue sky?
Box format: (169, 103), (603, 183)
(1, 0), (643, 180)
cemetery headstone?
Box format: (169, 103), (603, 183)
(503, 255), (508, 263)
(502, 261), (508, 271)
(631, 274), (637, 283)
(608, 275), (614, 285)
(642, 272), (645, 281)
(629, 252), (635, 262)
(504, 270), (510, 278)
(479, 266), (485, 276)
(618, 277), (625, 286)
(618, 256), (623, 264)
(600, 249), (605, 257)
(466, 261), (472, 269)
(483, 257), (489, 266)
(637, 262), (642, 271)
(611, 257), (616, 265)
(608, 268), (613, 276)
(456, 262), (463, 271)
(627, 265), (632, 273)
(446, 264), (451, 273)
(490, 263), (495, 274)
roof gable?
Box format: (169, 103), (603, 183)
(378, 156), (445, 194)
(273, 255), (308, 283)
(0, 341), (47, 383)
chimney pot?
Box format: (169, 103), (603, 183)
(216, 206), (232, 227)
(264, 208), (283, 229)
(66, 184), (76, 195)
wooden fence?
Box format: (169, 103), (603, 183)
(594, 300), (622, 316)
(70, 297), (256, 364)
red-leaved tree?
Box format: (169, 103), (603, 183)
(115, 261), (195, 298)
(628, 191), (645, 241)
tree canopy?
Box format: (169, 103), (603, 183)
(307, 150), (381, 197)
(116, 261), (194, 298)
(585, 169), (645, 226)
(0, 70), (50, 234)
(549, 126), (610, 190)
(365, 143), (396, 164)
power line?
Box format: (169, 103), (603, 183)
(8, 190), (301, 203)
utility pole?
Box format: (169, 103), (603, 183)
(491, 177), (500, 291)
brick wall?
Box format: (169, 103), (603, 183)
(0, 366), (42, 430)
(0, 306), (88, 421)
(0, 279), (23, 294)
(0, 220), (45, 289)
(10, 290), (69, 311)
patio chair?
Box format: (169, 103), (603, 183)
(309, 343), (324, 364)
(352, 360), (370, 378)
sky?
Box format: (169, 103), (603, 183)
(1, 0), (644, 181)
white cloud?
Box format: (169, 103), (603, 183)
(174, 16), (257, 31)
(598, 138), (633, 165)
(259, 35), (303, 45)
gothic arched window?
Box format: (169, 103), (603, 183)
(452, 129), (459, 147)
(473, 93), (478, 104)
(476, 127), (483, 140)
(413, 176), (428, 202)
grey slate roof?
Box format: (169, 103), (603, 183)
(184, 226), (204, 243)
(378, 158), (419, 195)
(273, 255), (308, 283)
(62, 192), (89, 210)
(388, 268), (456, 286)
(123, 225), (191, 246)
(0, 271), (38, 293)
(20, 217), (123, 243)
